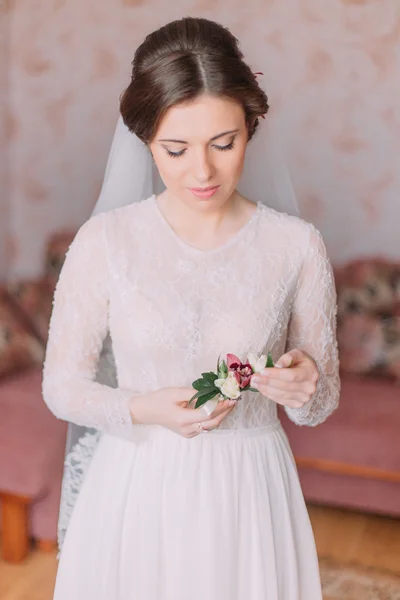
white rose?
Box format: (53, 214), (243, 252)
(247, 353), (267, 374)
(215, 372), (241, 399)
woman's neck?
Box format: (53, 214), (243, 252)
(155, 190), (256, 251)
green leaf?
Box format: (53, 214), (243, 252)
(246, 387), (259, 393)
(190, 387), (218, 402)
(266, 352), (274, 368)
(195, 390), (219, 408)
(200, 381), (215, 389)
(218, 360), (228, 378)
(190, 390), (202, 402)
(192, 382), (203, 392)
(196, 386), (218, 397)
(192, 378), (214, 391)
(190, 386), (218, 403)
(201, 372), (218, 383)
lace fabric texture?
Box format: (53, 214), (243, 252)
(42, 196), (340, 548)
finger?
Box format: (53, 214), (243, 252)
(275, 349), (303, 368)
(181, 406), (215, 425)
(198, 397), (230, 418)
(181, 400), (230, 425)
(202, 406), (235, 431)
(266, 379), (317, 396)
(253, 378), (308, 393)
(186, 403), (236, 437)
(207, 399), (235, 417)
(186, 418), (217, 439)
(253, 367), (305, 384)
(185, 396), (236, 423)
(254, 387), (310, 408)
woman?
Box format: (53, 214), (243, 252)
(43, 16), (340, 599)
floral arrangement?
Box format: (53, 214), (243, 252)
(190, 352), (275, 409)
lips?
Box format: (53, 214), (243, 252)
(190, 186), (219, 192)
(189, 185), (220, 199)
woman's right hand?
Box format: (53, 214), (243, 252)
(129, 387), (236, 438)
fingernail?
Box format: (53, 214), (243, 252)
(228, 399), (237, 406)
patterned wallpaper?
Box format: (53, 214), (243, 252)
(1, 0), (400, 279)
(0, 3), (10, 278)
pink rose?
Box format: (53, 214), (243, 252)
(226, 354), (253, 389)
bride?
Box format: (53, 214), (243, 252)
(43, 16), (340, 600)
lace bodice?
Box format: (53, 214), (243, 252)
(43, 196), (340, 438)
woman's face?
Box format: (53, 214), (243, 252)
(149, 94), (248, 211)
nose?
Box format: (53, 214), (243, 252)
(191, 148), (215, 184)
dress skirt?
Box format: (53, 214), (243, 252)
(53, 423), (322, 600)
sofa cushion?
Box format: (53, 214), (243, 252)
(0, 369), (67, 498)
(45, 231), (75, 287)
(334, 258), (400, 382)
(0, 288), (44, 380)
(280, 375), (400, 474)
(6, 278), (55, 344)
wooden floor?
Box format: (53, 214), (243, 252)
(1, 504), (399, 599)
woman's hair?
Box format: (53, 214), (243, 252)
(120, 17), (269, 144)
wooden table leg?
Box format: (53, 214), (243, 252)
(0, 492), (31, 563)
(295, 456), (400, 483)
(37, 539), (58, 553)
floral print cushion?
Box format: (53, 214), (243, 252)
(0, 230), (76, 381)
(45, 231), (76, 286)
(334, 258), (400, 381)
(7, 278), (55, 344)
(0, 287), (45, 379)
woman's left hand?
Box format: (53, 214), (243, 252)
(251, 349), (319, 409)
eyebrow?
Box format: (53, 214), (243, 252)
(158, 129), (239, 144)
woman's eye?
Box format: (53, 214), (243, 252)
(214, 141), (235, 152)
(166, 149), (186, 158)
(165, 140), (235, 158)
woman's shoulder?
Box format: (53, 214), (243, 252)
(80, 196), (154, 239)
(99, 195), (154, 224)
(71, 197), (154, 254)
(257, 203), (325, 249)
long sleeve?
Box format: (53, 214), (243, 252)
(42, 215), (134, 439)
(284, 225), (340, 427)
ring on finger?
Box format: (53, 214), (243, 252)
(197, 422), (208, 434)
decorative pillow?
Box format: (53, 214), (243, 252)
(334, 259), (400, 382)
(0, 230), (76, 380)
(337, 312), (400, 380)
(6, 278), (54, 344)
(45, 231), (76, 286)
(0, 288), (45, 380)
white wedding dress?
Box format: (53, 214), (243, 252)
(43, 195), (340, 600)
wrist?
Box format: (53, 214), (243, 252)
(129, 394), (147, 425)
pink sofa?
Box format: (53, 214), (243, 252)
(0, 233), (73, 563)
(280, 257), (399, 517)
(0, 369), (67, 562)
(280, 375), (400, 517)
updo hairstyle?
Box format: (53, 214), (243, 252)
(120, 17), (269, 144)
